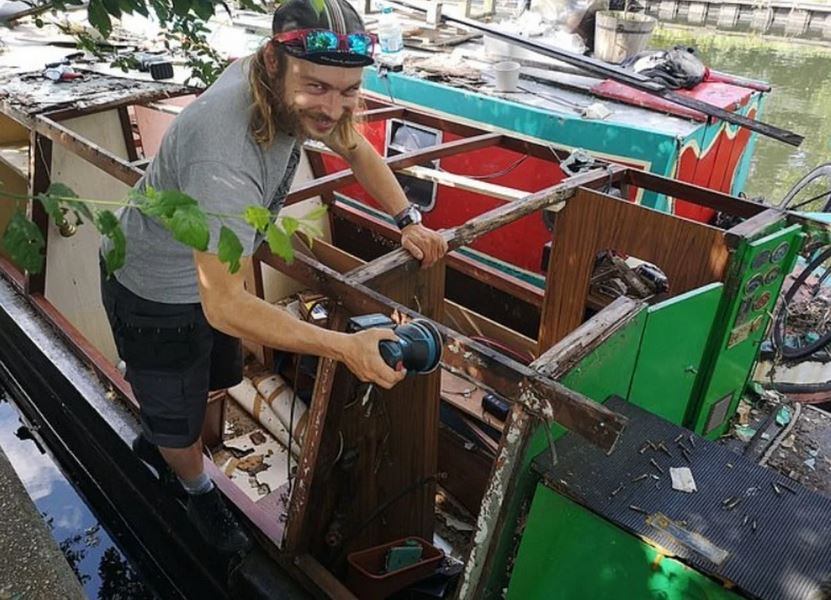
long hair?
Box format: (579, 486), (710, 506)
(248, 43), (362, 151)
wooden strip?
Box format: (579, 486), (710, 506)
(41, 85), (195, 122)
(117, 106), (139, 162)
(31, 115), (142, 187)
(438, 425), (494, 515)
(286, 132), (502, 205)
(329, 201), (544, 307)
(284, 311), (346, 553)
(346, 166), (622, 285)
(625, 169), (765, 219)
(356, 106), (406, 123)
(25, 132), (51, 295)
(0, 256), (25, 292)
(254, 248), (627, 452)
(537, 188), (730, 348)
(142, 102), (184, 116)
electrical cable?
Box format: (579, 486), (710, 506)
(437, 154), (529, 180)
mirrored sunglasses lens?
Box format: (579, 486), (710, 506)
(306, 30), (339, 52)
(347, 33), (373, 55)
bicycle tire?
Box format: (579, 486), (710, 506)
(773, 244), (831, 359)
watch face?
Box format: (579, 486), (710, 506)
(745, 274), (763, 295)
(752, 250), (771, 269)
(771, 242), (790, 263)
(764, 266), (781, 285)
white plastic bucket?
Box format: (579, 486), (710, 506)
(493, 61), (521, 92)
(594, 11), (657, 64)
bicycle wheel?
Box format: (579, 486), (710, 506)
(778, 163), (831, 212)
(773, 244), (831, 359)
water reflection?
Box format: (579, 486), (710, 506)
(650, 27), (831, 203)
(0, 392), (154, 599)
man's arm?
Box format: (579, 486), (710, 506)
(329, 134), (448, 267)
(193, 250), (405, 389)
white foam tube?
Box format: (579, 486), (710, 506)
(252, 374), (308, 441)
(227, 378), (301, 458)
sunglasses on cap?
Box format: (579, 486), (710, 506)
(273, 29), (377, 61)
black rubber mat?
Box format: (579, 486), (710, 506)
(533, 396), (831, 600)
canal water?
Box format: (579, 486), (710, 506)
(0, 388), (155, 599)
(649, 26), (831, 204)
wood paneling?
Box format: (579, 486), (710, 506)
(538, 188), (730, 349)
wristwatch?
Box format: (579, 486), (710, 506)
(394, 205), (422, 230)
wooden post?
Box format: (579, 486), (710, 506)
(25, 132), (51, 296)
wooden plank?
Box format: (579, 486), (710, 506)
(31, 115), (142, 187)
(286, 133), (502, 205)
(0, 256), (25, 292)
(444, 300), (536, 360)
(398, 165), (527, 201)
(284, 311), (347, 554)
(438, 425), (494, 515)
(25, 132), (51, 295)
(535, 296), (644, 373)
(538, 188), (730, 348)
(625, 169), (765, 219)
(329, 202), (545, 307)
(357, 106), (406, 123)
(117, 106), (139, 163)
(346, 167), (622, 285)
(254, 248), (627, 453)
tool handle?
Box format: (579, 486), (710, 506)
(378, 340), (402, 369)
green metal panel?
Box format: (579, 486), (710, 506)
(687, 224), (803, 437)
(629, 284), (724, 425)
(480, 308), (648, 597)
(506, 485), (741, 600)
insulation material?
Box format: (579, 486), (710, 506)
(251, 373), (308, 441)
(227, 376), (304, 457)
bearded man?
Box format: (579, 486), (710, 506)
(100, 0), (447, 553)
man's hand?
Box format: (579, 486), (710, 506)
(340, 329), (407, 389)
(401, 223), (448, 269)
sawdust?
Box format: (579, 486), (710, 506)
(766, 405), (831, 499)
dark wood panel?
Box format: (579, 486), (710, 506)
(438, 425), (493, 515)
(538, 188), (730, 349)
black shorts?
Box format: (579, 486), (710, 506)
(100, 263), (242, 448)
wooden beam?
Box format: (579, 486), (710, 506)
(624, 169), (766, 219)
(286, 133), (502, 205)
(346, 166), (623, 285)
(726, 207), (786, 247)
(330, 200), (545, 306)
(25, 132), (51, 295)
(253, 248), (627, 453)
(117, 106), (139, 163)
(357, 106), (406, 123)
(41, 85), (195, 122)
(32, 115), (142, 187)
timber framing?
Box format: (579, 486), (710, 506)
(0, 71), (809, 599)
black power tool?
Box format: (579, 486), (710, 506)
(347, 314), (442, 374)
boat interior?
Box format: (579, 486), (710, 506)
(2, 67), (820, 598)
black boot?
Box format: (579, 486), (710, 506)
(132, 434), (186, 499)
(186, 487), (253, 554)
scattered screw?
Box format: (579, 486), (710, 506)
(658, 442), (672, 458)
(638, 443), (650, 455)
(648, 441), (658, 451)
(650, 458), (664, 474)
(726, 463), (734, 469)
(771, 482), (783, 496)
(651, 474), (660, 480)
(688, 435), (696, 448)
(779, 481), (797, 495)
(673, 433), (684, 443)
(609, 484), (624, 498)
(682, 449), (692, 463)
(722, 496), (735, 506)
(631, 473), (649, 482)
(678, 441), (690, 453)
(629, 505), (648, 515)
(725, 497), (742, 510)
(742, 515), (749, 527)
(752, 519), (757, 532)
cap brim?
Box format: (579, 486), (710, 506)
(288, 48), (374, 67)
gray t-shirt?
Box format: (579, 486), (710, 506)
(104, 58), (300, 304)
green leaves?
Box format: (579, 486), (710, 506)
(265, 223), (293, 263)
(141, 188), (198, 220)
(87, 0), (113, 37)
(218, 226), (243, 274)
(243, 206), (273, 233)
(2, 212), (45, 274)
(96, 210), (126, 276)
(310, 0), (325, 15)
(169, 204), (209, 251)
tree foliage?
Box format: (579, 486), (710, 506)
(1, 184), (326, 276)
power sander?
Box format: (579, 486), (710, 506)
(347, 314), (442, 373)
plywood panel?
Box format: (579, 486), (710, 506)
(45, 110), (130, 364)
(538, 188), (729, 349)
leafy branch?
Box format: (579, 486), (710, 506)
(0, 183), (326, 276)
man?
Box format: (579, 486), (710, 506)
(100, 0), (447, 554)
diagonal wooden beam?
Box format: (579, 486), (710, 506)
(346, 165), (624, 285)
(357, 106), (407, 123)
(285, 132), (502, 205)
(32, 115), (143, 187)
(253, 247), (627, 453)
